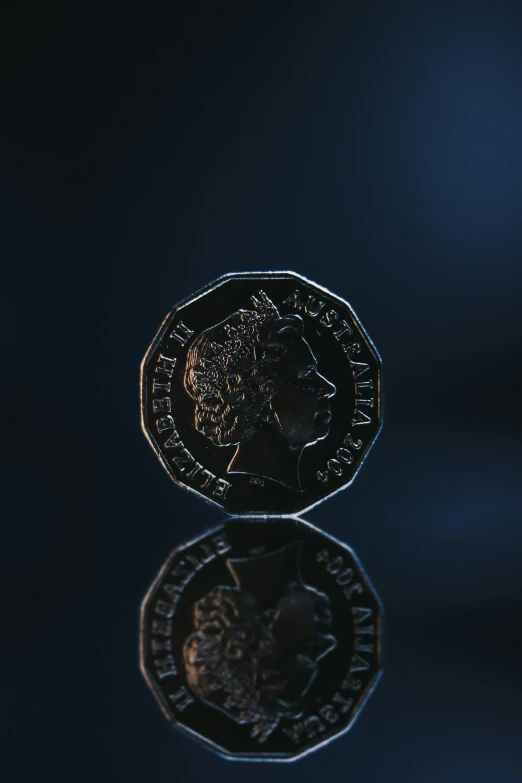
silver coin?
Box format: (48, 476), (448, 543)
(141, 272), (382, 516)
(140, 517), (382, 761)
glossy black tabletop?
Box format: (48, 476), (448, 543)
(3, 1), (522, 782)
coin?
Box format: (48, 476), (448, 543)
(141, 272), (382, 515)
(140, 517), (382, 761)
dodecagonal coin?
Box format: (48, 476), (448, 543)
(141, 271), (382, 516)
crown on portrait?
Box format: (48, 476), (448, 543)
(188, 290), (280, 397)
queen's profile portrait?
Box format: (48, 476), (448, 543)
(184, 291), (336, 491)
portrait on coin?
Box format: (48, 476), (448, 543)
(184, 291), (336, 491)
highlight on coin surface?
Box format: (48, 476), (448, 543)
(140, 518), (382, 761)
(141, 272), (382, 515)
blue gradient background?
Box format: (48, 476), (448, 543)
(2, 1), (522, 781)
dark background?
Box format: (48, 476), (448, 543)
(3, 0), (522, 781)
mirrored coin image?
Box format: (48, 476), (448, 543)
(140, 518), (382, 761)
(141, 271), (382, 516)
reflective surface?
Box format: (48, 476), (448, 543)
(141, 518), (381, 760)
(141, 273), (382, 515)
(7, 0), (522, 780)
